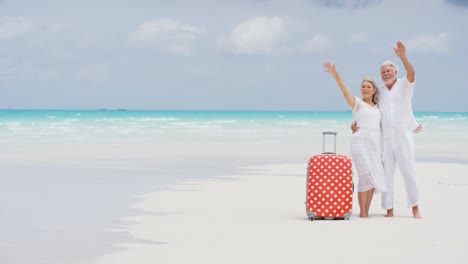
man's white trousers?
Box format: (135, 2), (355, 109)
(381, 129), (420, 209)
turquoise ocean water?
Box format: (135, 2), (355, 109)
(1, 109), (467, 162)
(0, 110), (353, 141)
(1, 110), (466, 138)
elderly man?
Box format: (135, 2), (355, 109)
(353, 41), (421, 218)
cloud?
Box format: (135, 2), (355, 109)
(310, 0), (383, 8)
(129, 18), (206, 55)
(446, 0), (468, 8)
(218, 16), (290, 55)
(0, 17), (35, 42)
(0, 18), (121, 83)
(405, 33), (450, 53)
(347, 32), (370, 44)
(300, 34), (333, 53)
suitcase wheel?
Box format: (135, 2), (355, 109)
(309, 217), (315, 221)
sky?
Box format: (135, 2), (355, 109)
(1, 0), (467, 111)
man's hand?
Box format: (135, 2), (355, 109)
(351, 122), (359, 133)
(414, 124), (423, 134)
(394, 41), (407, 59)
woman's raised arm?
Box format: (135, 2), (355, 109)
(323, 62), (356, 109)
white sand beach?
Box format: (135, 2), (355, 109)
(2, 110), (468, 264)
(94, 162), (468, 264)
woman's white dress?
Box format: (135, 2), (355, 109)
(351, 97), (387, 193)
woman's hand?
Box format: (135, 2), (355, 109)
(413, 124), (423, 133)
(323, 62), (339, 77)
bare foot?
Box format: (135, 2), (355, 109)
(412, 206), (421, 219)
(385, 208), (394, 217)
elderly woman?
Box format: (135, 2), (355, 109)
(323, 62), (387, 218)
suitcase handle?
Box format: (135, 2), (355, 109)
(322, 131), (337, 154)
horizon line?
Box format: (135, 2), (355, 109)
(0, 108), (467, 113)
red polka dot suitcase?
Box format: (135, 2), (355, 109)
(305, 131), (353, 221)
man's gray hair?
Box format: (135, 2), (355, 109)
(381, 60), (399, 76)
